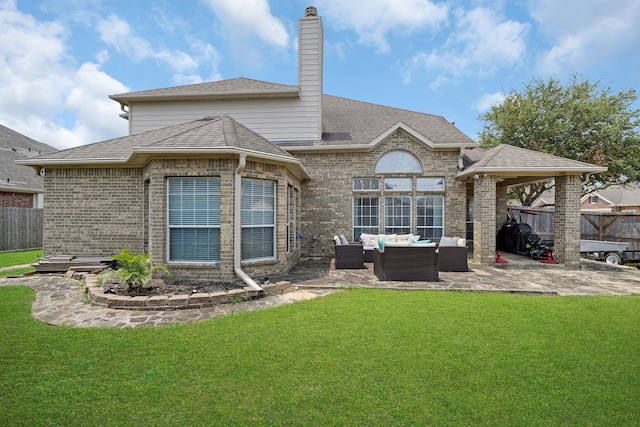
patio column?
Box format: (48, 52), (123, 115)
(473, 175), (497, 265)
(554, 175), (581, 266)
(495, 182), (509, 232)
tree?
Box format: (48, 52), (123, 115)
(478, 75), (640, 206)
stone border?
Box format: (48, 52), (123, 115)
(76, 272), (294, 311)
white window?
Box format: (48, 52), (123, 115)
(416, 195), (444, 241)
(375, 150), (421, 173)
(167, 177), (221, 262)
(287, 185), (298, 253)
(384, 196), (411, 234)
(241, 178), (275, 261)
(353, 178), (380, 191)
(384, 178), (412, 191)
(417, 177), (444, 191)
(353, 196), (379, 241)
(589, 195), (599, 204)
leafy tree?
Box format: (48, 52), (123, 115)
(478, 75), (640, 206)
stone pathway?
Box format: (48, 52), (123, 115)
(1, 257), (638, 328)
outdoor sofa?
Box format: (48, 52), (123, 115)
(333, 235), (366, 269)
(373, 246), (439, 281)
(437, 236), (469, 272)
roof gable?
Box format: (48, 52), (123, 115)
(18, 116), (310, 179)
(459, 144), (607, 179)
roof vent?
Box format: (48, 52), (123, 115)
(305, 6), (317, 17)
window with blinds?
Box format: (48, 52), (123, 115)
(241, 178), (276, 261)
(167, 177), (221, 262)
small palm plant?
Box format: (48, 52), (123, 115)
(97, 249), (170, 295)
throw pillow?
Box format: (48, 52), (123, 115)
(339, 235), (349, 245)
(439, 236), (459, 247)
(334, 236), (341, 246)
(378, 238), (385, 251)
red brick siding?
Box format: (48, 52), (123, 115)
(0, 191), (34, 208)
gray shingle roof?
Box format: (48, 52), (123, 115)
(459, 144), (607, 178)
(0, 124), (57, 192)
(279, 94), (477, 149)
(590, 183), (640, 206)
(110, 77), (299, 101)
(18, 116), (308, 178)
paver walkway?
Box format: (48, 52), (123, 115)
(1, 256), (638, 328)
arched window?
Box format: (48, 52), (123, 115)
(375, 150), (421, 174)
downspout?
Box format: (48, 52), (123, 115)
(234, 154), (263, 291)
(457, 147), (466, 170)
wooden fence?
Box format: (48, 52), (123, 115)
(510, 206), (640, 251)
(0, 207), (43, 252)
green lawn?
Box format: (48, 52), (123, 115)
(0, 249), (41, 277)
(0, 285), (638, 426)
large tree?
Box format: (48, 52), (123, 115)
(478, 75), (640, 206)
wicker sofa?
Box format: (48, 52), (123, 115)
(373, 246), (439, 281)
(334, 241), (366, 269)
(437, 237), (469, 272)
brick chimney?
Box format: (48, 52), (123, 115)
(298, 6), (323, 140)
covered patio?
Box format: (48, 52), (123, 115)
(458, 145), (607, 266)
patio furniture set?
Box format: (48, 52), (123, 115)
(333, 234), (469, 281)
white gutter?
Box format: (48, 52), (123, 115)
(234, 154), (262, 292)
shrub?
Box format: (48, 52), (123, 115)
(97, 249), (170, 295)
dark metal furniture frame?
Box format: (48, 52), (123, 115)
(373, 246), (439, 281)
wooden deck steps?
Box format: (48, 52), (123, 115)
(33, 255), (115, 273)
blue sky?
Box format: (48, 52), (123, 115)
(1, 0), (639, 149)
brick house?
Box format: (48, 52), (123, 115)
(19, 7), (605, 287)
(1, 124), (57, 208)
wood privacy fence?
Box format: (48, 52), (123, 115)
(510, 206), (640, 251)
(0, 207), (43, 252)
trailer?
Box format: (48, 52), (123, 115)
(579, 239), (640, 265)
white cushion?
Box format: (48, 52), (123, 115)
(457, 238), (467, 247)
(339, 235), (349, 245)
(439, 236), (460, 247)
(334, 235), (341, 246)
(379, 234), (398, 242)
(384, 241), (411, 247)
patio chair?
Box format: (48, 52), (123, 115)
(437, 246), (469, 272)
(334, 241), (366, 269)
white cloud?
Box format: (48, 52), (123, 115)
(316, 0), (448, 53)
(404, 7), (528, 87)
(531, 0), (640, 75)
(202, 0), (289, 48)
(0, 2), (128, 149)
(473, 92), (505, 112)
(95, 14), (210, 77)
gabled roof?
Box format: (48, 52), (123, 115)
(0, 124), (57, 193)
(282, 94), (478, 150)
(18, 116), (310, 180)
(582, 182), (640, 206)
(110, 77), (300, 103)
(458, 144), (607, 179)
(113, 77), (478, 151)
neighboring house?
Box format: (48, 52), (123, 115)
(581, 184), (640, 212)
(533, 183), (640, 212)
(19, 7), (605, 287)
(1, 124), (57, 208)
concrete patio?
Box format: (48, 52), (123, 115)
(0, 253), (638, 328)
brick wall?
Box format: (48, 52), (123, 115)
(554, 175), (581, 266)
(143, 158), (302, 282)
(296, 130), (467, 257)
(43, 167), (144, 257)
(472, 175), (497, 264)
(0, 191), (34, 208)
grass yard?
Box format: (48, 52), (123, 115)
(0, 285), (638, 426)
(0, 249), (41, 278)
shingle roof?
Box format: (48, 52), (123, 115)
(18, 116), (309, 178)
(280, 94), (478, 149)
(0, 124), (57, 192)
(459, 144), (607, 178)
(110, 77), (300, 102)
(590, 183), (640, 206)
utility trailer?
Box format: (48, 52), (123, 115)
(580, 239), (640, 265)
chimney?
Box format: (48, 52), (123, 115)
(298, 6), (323, 140)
